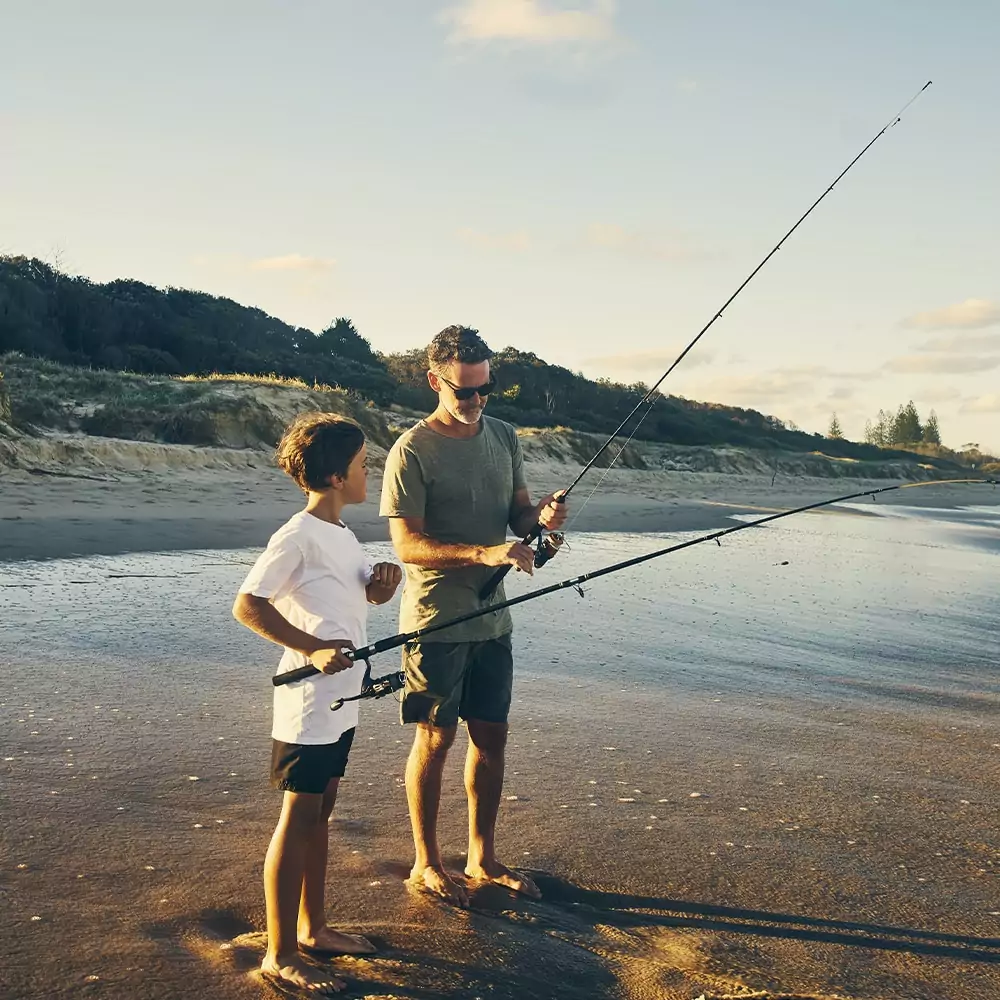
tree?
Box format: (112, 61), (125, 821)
(891, 400), (922, 445)
(922, 409), (941, 445)
(827, 413), (843, 439)
(865, 408), (894, 446)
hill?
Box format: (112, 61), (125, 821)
(1, 254), (991, 478)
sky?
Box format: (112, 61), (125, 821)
(2, 0), (998, 451)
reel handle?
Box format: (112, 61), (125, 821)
(478, 493), (566, 601)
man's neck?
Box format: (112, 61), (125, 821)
(425, 404), (482, 439)
(304, 490), (346, 524)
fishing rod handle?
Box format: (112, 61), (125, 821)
(271, 647), (359, 687)
(478, 493), (567, 601)
(478, 527), (539, 601)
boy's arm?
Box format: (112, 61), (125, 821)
(388, 517), (535, 574)
(365, 562), (403, 605)
(232, 593), (353, 673)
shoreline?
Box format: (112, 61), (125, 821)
(2, 463), (995, 563)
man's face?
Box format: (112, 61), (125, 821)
(428, 360), (491, 425)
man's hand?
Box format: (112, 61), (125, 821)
(537, 490), (568, 531)
(483, 541), (535, 574)
(311, 641), (356, 674)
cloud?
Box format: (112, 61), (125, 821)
(249, 254), (336, 272)
(962, 393), (1000, 414)
(685, 371), (819, 404)
(678, 79), (698, 93)
(914, 331), (1000, 353)
(457, 228), (532, 252)
(884, 354), (1000, 375)
(583, 223), (709, 262)
(442, 0), (617, 45)
(902, 298), (1000, 331)
(583, 347), (714, 378)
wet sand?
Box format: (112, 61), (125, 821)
(3, 499), (1000, 1000)
(0, 461), (989, 562)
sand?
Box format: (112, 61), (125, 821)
(2, 457), (998, 1000)
(0, 456), (983, 563)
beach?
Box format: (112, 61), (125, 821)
(0, 458), (987, 563)
(1, 467), (999, 1000)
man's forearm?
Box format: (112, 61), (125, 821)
(395, 531), (488, 569)
(233, 596), (326, 656)
(509, 501), (541, 538)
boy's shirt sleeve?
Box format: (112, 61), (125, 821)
(379, 441), (427, 518)
(238, 533), (304, 600)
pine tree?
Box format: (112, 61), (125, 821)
(827, 413), (843, 439)
(922, 409), (941, 445)
(891, 401), (922, 445)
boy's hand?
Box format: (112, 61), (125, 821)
(371, 562), (403, 591)
(311, 641), (356, 674)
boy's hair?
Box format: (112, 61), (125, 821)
(427, 325), (492, 372)
(276, 412), (365, 492)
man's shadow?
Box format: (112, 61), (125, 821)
(482, 873), (1000, 965)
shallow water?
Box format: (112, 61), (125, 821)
(2, 500), (999, 1000)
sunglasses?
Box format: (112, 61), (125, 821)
(436, 373), (497, 400)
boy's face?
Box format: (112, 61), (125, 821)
(338, 442), (368, 504)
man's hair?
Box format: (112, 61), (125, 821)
(275, 412), (365, 492)
(427, 325), (492, 372)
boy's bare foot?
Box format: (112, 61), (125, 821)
(465, 859), (541, 899)
(405, 864), (470, 908)
(298, 926), (376, 956)
(260, 954), (346, 993)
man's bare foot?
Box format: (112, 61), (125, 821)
(298, 926), (376, 956)
(465, 859), (542, 899)
(260, 954), (345, 994)
(405, 864), (470, 908)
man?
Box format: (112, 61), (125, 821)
(379, 325), (567, 906)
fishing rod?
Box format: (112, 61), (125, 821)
(479, 80), (934, 602)
(274, 476), (995, 695)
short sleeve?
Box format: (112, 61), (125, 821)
(379, 440), (427, 518)
(238, 532), (304, 599)
(510, 428), (526, 492)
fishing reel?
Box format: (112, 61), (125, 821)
(533, 531), (565, 569)
(330, 669), (405, 712)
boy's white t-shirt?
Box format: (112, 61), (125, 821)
(239, 510), (373, 745)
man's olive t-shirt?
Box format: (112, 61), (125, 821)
(379, 415), (526, 642)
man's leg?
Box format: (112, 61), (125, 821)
(297, 776), (376, 956)
(405, 721), (470, 906)
(463, 719), (539, 898)
(461, 636), (540, 899)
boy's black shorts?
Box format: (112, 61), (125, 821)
(270, 727), (356, 795)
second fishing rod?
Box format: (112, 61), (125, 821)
(478, 81), (933, 602)
(275, 476), (995, 691)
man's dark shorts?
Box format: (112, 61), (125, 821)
(270, 727), (356, 794)
(400, 635), (513, 727)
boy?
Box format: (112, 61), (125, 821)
(233, 412), (402, 994)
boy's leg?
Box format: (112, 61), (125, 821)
(262, 790), (346, 994)
(297, 775), (376, 956)
(462, 636), (540, 899)
(400, 641), (471, 906)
